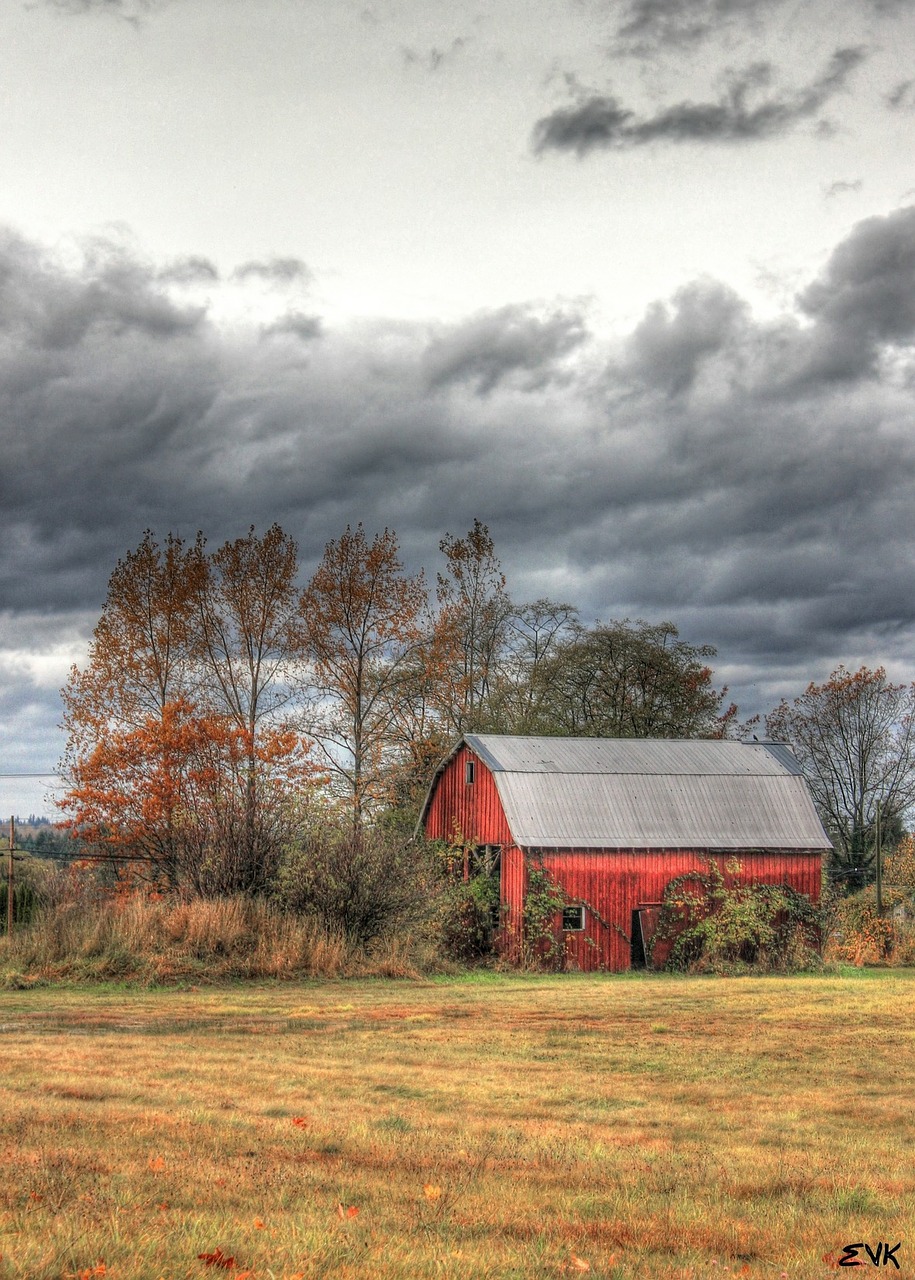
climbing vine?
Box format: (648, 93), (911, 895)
(650, 858), (820, 974)
(520, 863), (567, 970)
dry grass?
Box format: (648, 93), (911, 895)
(0, 896), (429, 985)
(0, 971), (912, 1278)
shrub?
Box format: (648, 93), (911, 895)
(438, 873), (500, 963)
(884, 834), (915, 896)
(0, 888), (353, 983)
(824, 884), (915, 966)
(274, 821), (440, 946)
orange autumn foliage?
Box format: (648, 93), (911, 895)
(60, 527), (321, 892)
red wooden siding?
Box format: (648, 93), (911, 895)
(423, 745), (514, 848)
(422, 746), (823, 972)
(534, 848), (821, 971)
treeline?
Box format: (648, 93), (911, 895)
(60, 519), (915, 907)
(60, 519), (736, 895)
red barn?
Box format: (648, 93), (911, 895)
(421, 734), (832, 971)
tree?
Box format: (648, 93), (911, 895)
(192, 523), (309, 880)
(435, 519), (512, 733)
(767, 665), (915, 884)
(494, 598), (580, 733)
(301, 524), (429, 825)
(523, 618), (735, 739)
(61, 526), (314, 892)
(60, 531), (202, 884)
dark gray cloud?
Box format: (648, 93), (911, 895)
(824, 178), (863, 198)
(795, 204), (915, 378)
(532, 47), (866, 154)
(3, 209), (915, 759)
(0, 229), (205, 350)
(262, 312), (324, 341)
(624, 280), (749, 395)
(610, 0), (904, 54)
(43, 0), (160, 18)
(158, 256), (220, 285)
(232, 257), (312, 286)
(401, 37), (468, 72)
(613, 0), (784, 53)
(422, 304), (588, 394)
(886, 78), (915, 110)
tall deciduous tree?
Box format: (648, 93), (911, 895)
(435, 518), (512, 733)
(521, 619), (735, 739)
(61, 526), (314, 891)
(495, 598), (580, 732)
(192, 523), (309, 877)
(60, 531), (202, 883)
(766, 665), (915, 879)
(301, 524), (428, 824)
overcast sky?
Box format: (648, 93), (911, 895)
(2, 0), (915, 816)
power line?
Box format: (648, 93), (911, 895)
(0, 772), (63, 778)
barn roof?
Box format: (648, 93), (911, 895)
(431, 734), (832, 851)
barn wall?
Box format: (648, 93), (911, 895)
(535, 848), (822, 972)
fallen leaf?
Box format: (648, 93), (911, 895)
(198, 1247), (238, 1270)
(423, 1184), (442, 1201)
(148, 1157), (166, 1172)
(253, 1218), (266, 1230)
(291, 1116), (309, 1128)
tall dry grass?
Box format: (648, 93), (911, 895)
(0, 892), (432, 985)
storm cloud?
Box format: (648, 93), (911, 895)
(610, 0), (906, 53)
(613, 0), (786, 53)
(232, 258), (313, 287)
(423, 304), (589, 395)
(532, 48), (866, 154)
(3, 206), (915, 768)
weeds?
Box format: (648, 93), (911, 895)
(0, 891), (436, 985)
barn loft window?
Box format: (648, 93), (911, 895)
(562, 904), (585, 932)
(465, 759), (475, 784)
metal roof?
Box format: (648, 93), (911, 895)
(464, 734), (804, 777)
(460, 735), (831, 851)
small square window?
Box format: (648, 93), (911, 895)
(465, 759), (475, 784)
(562, 904), (585, 932)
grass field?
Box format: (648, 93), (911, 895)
(0, 971), (912, 1280)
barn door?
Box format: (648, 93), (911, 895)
(632, 904), (663, 969)
(631, 910), (647, 969)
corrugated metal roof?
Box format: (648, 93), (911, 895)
(465, 735), (801, 777)
(461, 735), (831, 851)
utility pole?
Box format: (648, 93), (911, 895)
(7, 816), (13, 935)
(874, 802), (883, 917)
